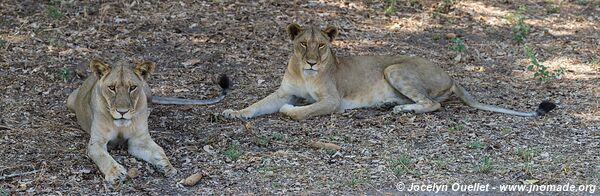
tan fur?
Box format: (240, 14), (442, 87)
(67, 59), (176, 184)
(223, 24), (549, 120)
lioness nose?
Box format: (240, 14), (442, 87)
(117, 109), (129, 115)
(307, 61), (316, 66)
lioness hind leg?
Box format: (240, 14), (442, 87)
(128, 135), (177, 177)
(384, 64), (441, 114)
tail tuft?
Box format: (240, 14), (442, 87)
(536, 101), (556, 116)
(217, 74), (230, 92)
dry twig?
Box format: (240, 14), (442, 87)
(0, 169), (43, 181)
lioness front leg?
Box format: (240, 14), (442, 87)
(128, 133), (177, 177)
(279, 97), (340, 120)
(223, 89), (293, 119)
(87, 137), (127, 184)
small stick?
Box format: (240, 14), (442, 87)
(0, 170), (43, 181)
(0, 125), (13, 130)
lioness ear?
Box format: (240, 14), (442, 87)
(90, 59), (111, 78)
(134, 61), (156, 80)
(287, 23), (303, 41)
(322, 26), (338, 42)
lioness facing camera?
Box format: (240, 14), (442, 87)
(222, 24), (555, 120)
(67, 59), (229, 184)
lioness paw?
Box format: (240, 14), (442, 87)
(279, 104), (295, 112)
(105, 164), (127, 185)
(222, 109), (250, 119)
(279, 104), (306, 120)
(159, 164), (177, 177)
(392, 105), (412, 114)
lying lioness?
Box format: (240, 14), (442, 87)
(67, 59), (229, 184)
(223, 23), (555, 120)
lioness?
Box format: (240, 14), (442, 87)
(222, 23), (555, 120)
(67, 59), (229, 184)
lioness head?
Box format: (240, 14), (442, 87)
(90, 59), (155, 127)
(287, 23), (339, 76)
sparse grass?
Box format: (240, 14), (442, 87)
(324, 148), (337, 156)
(405, 0), (422, 9)
(48, 38), (65, 49)
(254, 137), (270, 146)
(546, 4), (560, 14)
(257, 166), (275, 174)
(47, 5), (64, 20)
(0, 39), (6, 49)
(575, 0), (588, 5)
(516, 147), (537, 176)
(224, 145), (243, 160)
(59, 67), (71, 81)
(522, 161), (534, 175)
(507, 6), (530, 43)
(515, 147), (535, 161)
(349, 177), (368, 186)
(272, 132), (284, 141)
(272, 182), (284, 189)
(390, 154), (416, 177)
(449, 120), (466, 132)
(0, 187), (7, 196)
(478, 156), (493, 174)
(591, 59), (599, 70)
(467, 139), (484, 149)
(448, 37), (466, 52)
(433, 158), (449, 170)
(524, 45), (565, 82)
(384, 0), (397, 16)
(432, 34), (442, 42)
(501, 127), (512, 135)
(435, 0), (454, 13)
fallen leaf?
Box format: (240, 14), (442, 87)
(182, 59), (201, 67)
(446, 33), (457, 39)
(174, 88), (190, 93)
(244, 122), (252, 130)
(203, 145), (217, 154)
(127, 168), (139, 179)
(180, 173), (203, 186)
(178, 105), (194, 111)
(522, 179), (539, 185)
(309, 141), (341, 151)
(58, 49), (74, 56)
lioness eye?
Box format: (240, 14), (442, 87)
(319, 43), (325, 48)
(130, 85), (137, 92)
(300, 42), (307, 47)
(108, 85), (116, 91)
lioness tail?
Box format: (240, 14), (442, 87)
(452, 83), (555, 117)
(152, 74), (230, 105)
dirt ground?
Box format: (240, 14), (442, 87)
(1, 0), (599, 195)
